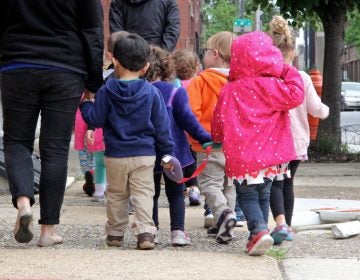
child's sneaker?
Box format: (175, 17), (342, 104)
(215, 209), (237, 244)
(247, 230), (274, 256)
(106, 235), (124, 247)
(236, 215), (246, 227)
(204, 213), (214, 228)
(82, 170), (95, 197)
(171, 230), (191, 246)
(270, 224), (289, 245)
(207, 226), (219, 238)
(286, 228), (295, 241)
(137, 233), (155, 250)
(188, 187), (201, 206)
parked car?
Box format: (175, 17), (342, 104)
(341, 82), (360, 111)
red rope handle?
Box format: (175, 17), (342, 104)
(177, 145), (212, 184)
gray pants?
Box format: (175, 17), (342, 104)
(197, 151), (236, 225)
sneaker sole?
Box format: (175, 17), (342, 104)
(271, 230), (288, 245)
(14, 214), (33, 243)
(106, 240), (123, 247)
(172, 241), (191, 246)
(137, 241), (155, 250)
(249, 235), (274, 256)
(216, 217), (237, 244)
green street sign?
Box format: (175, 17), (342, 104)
(234, 18), (252, 27)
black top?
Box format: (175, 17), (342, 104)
(0, 0), (104, 93)
(109, 0), (180, 51)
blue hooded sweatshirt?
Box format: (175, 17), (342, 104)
(80, 78), (174, 158)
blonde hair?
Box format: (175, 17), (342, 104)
(206, 31), (237, 64)
(268, 16), (295, 56)
(173, 49), (199, 80)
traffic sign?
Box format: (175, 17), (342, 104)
(234, 18), (252, 27)
(233, 18), (252, 33)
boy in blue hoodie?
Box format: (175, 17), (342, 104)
(81, 33), (175, 250)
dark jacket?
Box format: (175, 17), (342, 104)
(109, 0), (180, 51)
(80, 79), (175, 159)
(153, 81), (211, 171)
(0, 0), (104, 93)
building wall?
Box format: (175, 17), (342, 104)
(342, 45), (360, 82)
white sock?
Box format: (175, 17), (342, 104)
(94, 183), (106, 197)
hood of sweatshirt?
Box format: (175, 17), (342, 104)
(229, 31), (284, 81)
(197, 68), (229, 98)
(105, 78), (153, 115)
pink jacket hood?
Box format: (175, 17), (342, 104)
(212, 31), (304, 177)
(229, 31), (283, 81)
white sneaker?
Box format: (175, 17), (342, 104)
(171, 230), (191, 246)
(204, 214), (214, 228)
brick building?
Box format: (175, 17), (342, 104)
(100, 0), (203, 53)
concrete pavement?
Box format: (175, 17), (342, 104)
(0, 146), (360, 279)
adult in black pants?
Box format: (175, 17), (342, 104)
(0, 0), (104, 246)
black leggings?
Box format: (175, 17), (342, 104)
(270, 160), (301, 226)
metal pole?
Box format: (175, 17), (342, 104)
(240, 0), (245, 33)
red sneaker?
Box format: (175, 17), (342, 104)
(246, 230), (274, 256)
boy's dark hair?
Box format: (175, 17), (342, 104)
(113, 33), (150, 71)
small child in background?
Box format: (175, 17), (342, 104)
(173, 49), (202, 206)
(81, 33), (175, 250)
(212, 31), (304, 255)
(268, 15), (329, 244)
(74, 104), (103, 197)
(187, 31), (238, 244)
(144, 46), (212, 246)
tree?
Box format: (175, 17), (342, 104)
(251, 0), (360, 152)
(202, 0), (238, 40)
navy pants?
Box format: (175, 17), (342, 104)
(236, 179), (272, 237)
(153, 172), (185, 231)
(1, 69), (83, 224)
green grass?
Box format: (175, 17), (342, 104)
(266, 247), (288, 261)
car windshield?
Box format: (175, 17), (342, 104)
(342, 83), (360, 91)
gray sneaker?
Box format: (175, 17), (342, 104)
(216, 209), (237, 244)
(171, 230), (191, 246)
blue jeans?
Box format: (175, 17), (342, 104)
(1, 69), (84, 224)
(153, 172), (185, 231)
(236, 179), (272, 236)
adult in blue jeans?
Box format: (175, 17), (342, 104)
(0, 0), (104, 247)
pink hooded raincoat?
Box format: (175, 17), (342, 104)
(212, 31), (304, 178)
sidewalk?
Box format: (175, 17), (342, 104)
(0, 149), (360, 279)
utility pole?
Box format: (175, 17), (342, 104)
(240, 0), (245, 34)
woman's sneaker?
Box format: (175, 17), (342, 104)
(215, 209), (237, 244)
(171, 230), (191, 246)
(270, 224), (289, 245)
(247, 230), (274, 256)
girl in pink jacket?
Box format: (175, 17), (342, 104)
(212, 31), (304, 256)
(74, 107), (105, 198)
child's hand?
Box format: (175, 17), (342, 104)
(162, 162), (173, 170)
(86, 130), (95, 145)
(202, 142), (222, 150)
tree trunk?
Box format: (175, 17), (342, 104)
(317, 10), (346, 153)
